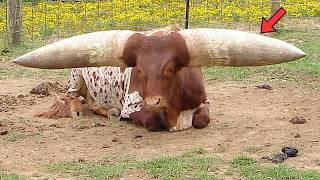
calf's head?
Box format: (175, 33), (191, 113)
(14, 26), (306, 114)
(35, 95), (87, 119)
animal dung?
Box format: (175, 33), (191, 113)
(282, 146), (299, 157)
(289, 116), (307, 124)
(262, 146), (299, 164)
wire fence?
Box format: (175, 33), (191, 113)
(1, 0), (319, 46)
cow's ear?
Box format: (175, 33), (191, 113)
(121, 33), (144, 67)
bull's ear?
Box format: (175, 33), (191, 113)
(179, 29), (305, 67)
(121, 33), (145, 67)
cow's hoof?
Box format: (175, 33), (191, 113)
(192, 107), (210, 129)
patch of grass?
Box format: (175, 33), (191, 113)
(3, 132), (26, 143)
(0, 170), (25, 180)
(0, 66), (69, 80)
(48, 148), (221, 179)
(1, 39), (45, 58)
(3, 132), (42, 143)
(243, 145), (263, 154)
(203, 30), (320, 87)
(232, 156), (320, 179)
(137, 148), (219, 179)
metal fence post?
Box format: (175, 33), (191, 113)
(271, 0), (281, 16)
(7, 0), (23, 44)
(185, 0), (190, 29)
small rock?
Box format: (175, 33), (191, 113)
(294, 133), (301, 138)
(0, 129), (8, 135)
(256, 83), (273, 90)
(289, 116), (307, 124)
(17, 94), (25, 98)
(134, 135), (143, 139)
(112, 137), (119, 142)
(96, 122), (107, 127)
(102, 144), (111, 148)
(78, 158), (85, 163)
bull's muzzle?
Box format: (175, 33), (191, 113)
(144, 96), (166, 112)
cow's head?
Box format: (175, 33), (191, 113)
(14, 26), (305, 114)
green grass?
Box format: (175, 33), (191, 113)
(48, 149), (320, 179)
(0, 38), (70, 80)
(232, 156), (320, 180)
(243, 145), (263, 154)
(48, 148), (221, 179)
(0, 66), (69, 80)
(0, 171), (25, 180)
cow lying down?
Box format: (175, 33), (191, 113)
(17, 25), (305, 132)
(36, 66), (209, 132)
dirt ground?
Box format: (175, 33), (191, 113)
(0, 74), (320, 178)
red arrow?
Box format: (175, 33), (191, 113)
(261, 7), (287, 33)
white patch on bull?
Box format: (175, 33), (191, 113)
(170, 101), (209, 132)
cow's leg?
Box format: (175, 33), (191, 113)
(130, 108), (166, 132)
(90, 106), (110, 117)
(192, 106), (210, 129)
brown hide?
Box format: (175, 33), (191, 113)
(35, 95), (87, 119)
(124, 32), (208, 128)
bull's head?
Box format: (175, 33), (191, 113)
(13, 26), (305, 113)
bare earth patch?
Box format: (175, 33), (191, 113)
(0, 77), (320, 178)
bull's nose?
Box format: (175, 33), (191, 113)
(144, 96), (164, 112)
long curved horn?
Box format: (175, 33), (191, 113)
(13, 30), (135, 69)
(179, 29), (306, 67)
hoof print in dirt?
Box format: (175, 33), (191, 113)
(256, 83), (273, 90)
(30, 82), (65, 96)
(282, 146), (299, 157)
(289, 116), (307, 124)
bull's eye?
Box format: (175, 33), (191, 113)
(168, 67), (175, 73)
(163, 67), (176, 78)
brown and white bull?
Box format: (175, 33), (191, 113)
(13, 26), (305, 132)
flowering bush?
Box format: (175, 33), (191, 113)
(0, 0), (319, 39)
